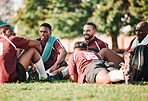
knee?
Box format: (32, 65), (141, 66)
(27, 47), (38, 52)
(95, 70), (111, 84)
(96, 75), (111, 84)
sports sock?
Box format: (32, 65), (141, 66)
(109, 70), (124, 82)
(36, 69), (41, 79)
(61, 66), (68, 77)
(35, 58), (47, 79)
(26, 72), (29, 80)
(45, 69), (54, 76)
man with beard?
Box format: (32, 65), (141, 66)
(83, 22), (108, 53)
(68, 41), (126, 84)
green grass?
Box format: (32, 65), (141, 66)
(0, 80), (148, 101)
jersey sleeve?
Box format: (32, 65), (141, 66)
(11, 36), (30, 49)
(53, 39), (64, 52)
(68, 54), (77, 75)
(98, 40), (108, 48)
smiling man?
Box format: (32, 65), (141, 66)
(83, 22), (108, 53)
(0, 24), (50, 83)
(35, 23), (68, 80)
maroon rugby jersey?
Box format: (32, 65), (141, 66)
(84, 36), (108, 52)
(0, 35), (29, 83)
(37, 38), (64, 70)
(68, 50), (103, 83)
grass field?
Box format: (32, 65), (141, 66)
(0, 80), (148, 101)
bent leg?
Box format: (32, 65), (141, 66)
(95, 70), (111, 84)
(18, 48), (40, 71)
(95, 69), (125, 84)
(18, 48), (48, 79)
(99, 48), (124, 67)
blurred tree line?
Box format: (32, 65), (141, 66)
(0, 0), (14, 23)
(13, 0), (148, 50)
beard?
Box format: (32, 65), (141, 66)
(84, 34), (93, 40)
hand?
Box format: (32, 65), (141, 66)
(49, 64), (58, 73)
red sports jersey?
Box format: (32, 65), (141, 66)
(0, 35), (29, 83)
(84, 36), (108, 52)
(68, 50), (103, 83)
(37, 38), (64, 70)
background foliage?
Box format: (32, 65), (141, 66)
(13, 0), (148, 49)
(0, 0), (14, 23)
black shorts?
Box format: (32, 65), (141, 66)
(84, 60), (118, 83)
(12, 62), (26, 82)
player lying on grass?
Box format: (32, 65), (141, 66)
(68, 41), (132, 84)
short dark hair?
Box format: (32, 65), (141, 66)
(0, 24), (11, 29)
(85, 22), (97, 30)
(74, 41), (87, 50)
(40, 23), (52, 31)
(0, 24), (12, 35)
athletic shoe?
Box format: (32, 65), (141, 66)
(28, 68), (39, 81)
(39, 73), (54, 82)
(47, 71), (64, 82)
(54, 71), (63, 80)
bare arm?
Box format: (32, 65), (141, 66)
(50, 47), (67, 72)
(55, 47), (67, 66)
(28, 39), (42, 54)
(69, 74), (78, 82)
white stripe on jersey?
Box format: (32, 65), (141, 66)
(2, 35), (17, 50)
(56, 39), (64, 48)
(95, 41), (100, 51)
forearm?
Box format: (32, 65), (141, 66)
(54, 48), (67, 67)
(28, 39), (42, 54)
